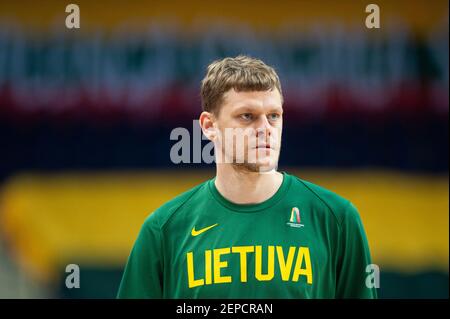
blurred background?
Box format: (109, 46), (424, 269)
(0, 0), (448, 298)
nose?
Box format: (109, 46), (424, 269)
(255, 115), (272, 139)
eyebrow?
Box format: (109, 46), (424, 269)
(233, 105), (283, 113)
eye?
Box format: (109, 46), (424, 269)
(268, 113), (281, 121)
(239, 113), (253, 121)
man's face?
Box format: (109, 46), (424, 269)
(213, 88), (283, 173)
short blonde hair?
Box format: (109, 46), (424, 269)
(200, 55), (283, 115)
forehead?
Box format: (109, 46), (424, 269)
(221, 89), (283, 111)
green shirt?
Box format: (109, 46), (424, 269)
(117, 172), (377, 299)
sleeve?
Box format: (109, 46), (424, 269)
(117, 213), (164, 298)
(335, 202), (378, 299)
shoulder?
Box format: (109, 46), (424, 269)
(142, 180), (210, 230)
(287, 173), (358, 228)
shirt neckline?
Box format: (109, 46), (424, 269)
(208, 171), (291, 213)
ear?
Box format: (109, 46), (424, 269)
(199, 111), (216, 141)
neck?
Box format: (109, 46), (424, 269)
(215, 164), (283, 204)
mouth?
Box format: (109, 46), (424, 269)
(255, 144), (274, 150)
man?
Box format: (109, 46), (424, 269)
(117, 55), (377, 298)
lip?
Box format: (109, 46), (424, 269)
(255, 145), (274, 149)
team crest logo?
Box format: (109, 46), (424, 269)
(287, 207), (304, 228)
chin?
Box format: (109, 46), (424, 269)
(257, 153), (277, 165)
(256, 165), (276, 173)
(252, 158), (278, 173)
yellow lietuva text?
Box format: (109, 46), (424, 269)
(187, 245), (312, 288)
